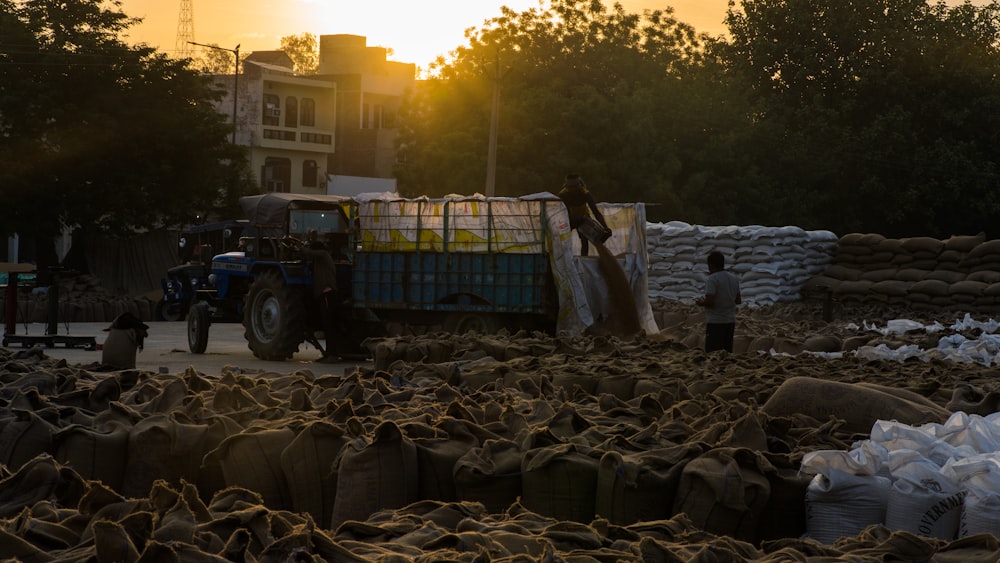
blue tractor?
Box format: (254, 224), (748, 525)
(187, 194), (377, 360)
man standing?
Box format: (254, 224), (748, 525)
(300, 230), (342, 363)
(695, 251), (742, 353)
(558, 174), (609, 256)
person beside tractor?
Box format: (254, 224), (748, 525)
(558, 174), (610, 256)
(300, 229), (343, 363)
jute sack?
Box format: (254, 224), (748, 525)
(671, 447), (771, 541)
(280, 420), (348, 529)
(210, 426), (296, 511)
(53, 420), (130, 492)
(454, 438), (525, 514)
(329, 420), (419, 528)
(121, 414), (210, 498)
(412, 418), (481, 503)
(756, 459), (811, 542)
(0, 410), (56, 472)
(761, 377), (949, 435)
(595, 444), (703, 525)
(521, 442), (600, 523)
(0, 454), (87, 519)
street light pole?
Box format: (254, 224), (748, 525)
(189, 41), (240, 145)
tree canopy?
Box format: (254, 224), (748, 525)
(0, 0), (248, 240)
(722, 0), (1000, 237)
(395, 0), (712, 213)
(394, 0), (1000, 238)
(280, 33), (319, 74)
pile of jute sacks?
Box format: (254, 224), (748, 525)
(5, 324), (1000, 560)
(0, 273), (154, 324)
(802, 232), (1000, 312)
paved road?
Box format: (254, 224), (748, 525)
(2, 320), (370, 375)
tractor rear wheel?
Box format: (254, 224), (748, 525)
(243, 269), (306, 360)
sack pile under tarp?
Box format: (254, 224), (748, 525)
(804, 232), (1000, 312)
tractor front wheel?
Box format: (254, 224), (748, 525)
(187, 301), (210, 354)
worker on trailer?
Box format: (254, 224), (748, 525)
(558, 173), (609, 256)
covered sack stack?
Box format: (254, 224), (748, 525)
(802, 232), (1000, 312)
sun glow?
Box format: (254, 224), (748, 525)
(117, 0), (731, 71)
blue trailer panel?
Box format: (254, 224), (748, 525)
(353, 251), (553, 314)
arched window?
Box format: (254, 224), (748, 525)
(285, 97), (298, 128)
(302, 160), (317, 188)
(300, 98), (315, 127)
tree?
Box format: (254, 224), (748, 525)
(393, 0), (714, 216)
(192, 43), (243, 75)
(280, 33), (319, 74)
(721, 0), (1000, 237)
(0, 0), (247, 242)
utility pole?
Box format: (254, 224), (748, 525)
(189, 41), (240, 145)
(485, 50), (500, 197)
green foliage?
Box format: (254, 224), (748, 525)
(0, 0), (245, 239)
(721, 0), (1000, 237)
(396, 0), (1000, 238)
(191, 43), (242, 75)
(280, 33), (319, 74)
(394, 0), (712, 216)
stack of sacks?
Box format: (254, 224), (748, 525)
(645, 222), (838, 306)
(802, 412), (1000, 544)
(802, 232), (1000, 311)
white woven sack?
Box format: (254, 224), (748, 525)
(932, 412), (1000, 455)
(802, 450), (890, 544)
(870, 420), (966, 467)
(885, 450), (963, 540)
(942, 456), (1000, 537)
(804, 469), (890, 544)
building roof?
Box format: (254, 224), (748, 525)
(245, 50), (295, 70)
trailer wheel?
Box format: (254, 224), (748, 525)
(244, 269), (305, 360)
(444, 312), (500, 335)
(187, 301), (210, 354)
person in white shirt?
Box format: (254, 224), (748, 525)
(695, 251), (742, 352)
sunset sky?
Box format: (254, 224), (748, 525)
(117, 0), (731, 71)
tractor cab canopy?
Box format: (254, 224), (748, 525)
(239, 193), (354, 239)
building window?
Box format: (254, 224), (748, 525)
(300, 132), (332, 145)
(263, 94), (280, 126)
(301, 98), (315, 127)
(285, 97), (298, 128)
(263, 129), (296, 141)
(303, 160), (318, 187)
(361, 103), (384, 129)
(262, 157), (291, 193)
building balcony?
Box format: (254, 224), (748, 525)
(251, 124), (335, 153)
